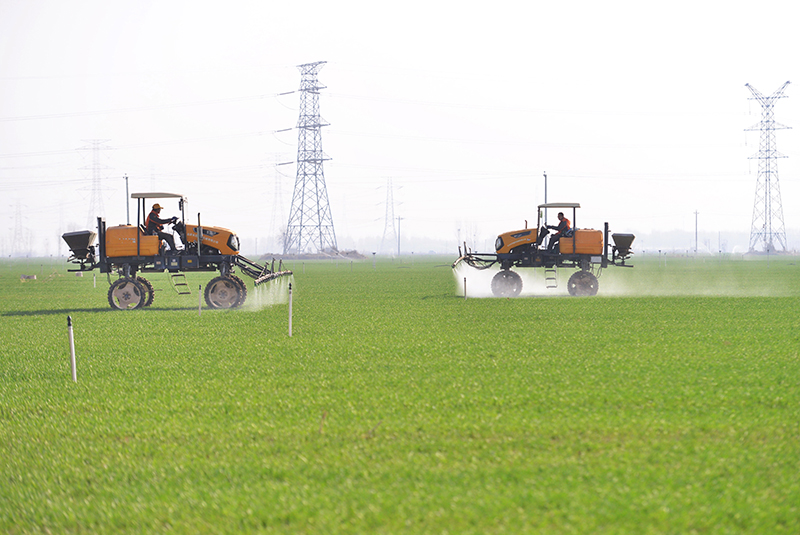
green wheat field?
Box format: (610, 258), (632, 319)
(1, 255), (799, 534)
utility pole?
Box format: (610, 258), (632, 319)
(266, 152), (289, 253)
(284, 61), (337, 254)
(397, 216), (404, 257)
(543, 171), (548, 223)
(124, 174), (130, 225)
(745, 81), (790, 253)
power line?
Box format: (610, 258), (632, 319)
(0, 94), (274, 122)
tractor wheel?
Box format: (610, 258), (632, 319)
(108, 278), (146, 310)
(204, 276), (244, 309)
(229, 275), (248, 306)
(491, 269), (523, 297)
(137, 276), (155, 307)
(567, 271), (599, 297)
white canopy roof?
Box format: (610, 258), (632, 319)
(131, 192), (187, 201)
(538, 202), (580, 209)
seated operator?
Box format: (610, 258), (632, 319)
(146, 203), (179, 252)
(546, 211), (572, 251)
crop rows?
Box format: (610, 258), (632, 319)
(1, 256), (799, 533)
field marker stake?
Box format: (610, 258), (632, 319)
(364, 420), (382, 439)
(67, 316), (77, 383)
(93, 273), (96, 288)
(288, 283), (293, 337)
(198, 285), (202, 316)
(464, 277), (467, 299)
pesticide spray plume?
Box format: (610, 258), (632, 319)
(244, 273), (295, 310)
(455, 257), (798, 299)
(454, 263), (549, 298)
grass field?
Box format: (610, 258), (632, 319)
(1, 255), (799, 533)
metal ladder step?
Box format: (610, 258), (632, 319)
(170, 273), (192, 295)
(544, 268), (558, 289)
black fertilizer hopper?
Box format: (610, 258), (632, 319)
(62, 230), (97, 259)
(612, 233), (635, 258)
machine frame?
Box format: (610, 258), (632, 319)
(453, 202), (635, 297)
(62, 192), (291, 309)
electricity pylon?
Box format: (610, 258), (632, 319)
(745, 81), (790, 253)
(78, 139), (112, 228)
(283, 61), (337, 254)
(380, 178), (397, 255)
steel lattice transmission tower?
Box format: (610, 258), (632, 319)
(78, 139), (113, 228)
(745, 81), (791, 253)
(283, 61), (338, 254)
(380, 178), (397, 255)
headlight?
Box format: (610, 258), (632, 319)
(495, 237), (503, 251)
(227, 234), (240, 252)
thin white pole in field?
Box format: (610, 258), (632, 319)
(93, 273), (96, 288)
(198, 285), (202, 316)
(67, 315), (77, 382)
(464, 277), (467, 299)
(288, 282), (293, 337)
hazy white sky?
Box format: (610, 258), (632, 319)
(1, 0), (798, 256)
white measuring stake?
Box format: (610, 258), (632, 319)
(67, 315), (77, 382)
(288, 282), (293, 337)
(464, 277), (467, 299)
(93, 272), (96, 288)
(198, 285), (202, 316)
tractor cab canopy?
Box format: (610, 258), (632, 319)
(537, 202), (580, 230)
(132, 192), (187, 230)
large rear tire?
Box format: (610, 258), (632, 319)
(137, 276), (155, 307)
(567, 271), (599, 296)
(228, 275), (248, 306)
(491, 269), (523, 297)
(204, 276), (244, 309)
(108, 278), (146, 310)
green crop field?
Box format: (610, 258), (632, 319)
(1, 255), (799, 534)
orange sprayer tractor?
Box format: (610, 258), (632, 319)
(453, 202), (635, 297)
(62, 192), (292, 310)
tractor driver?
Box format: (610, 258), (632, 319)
(146, 203), (179, 252)
(546, 212), (572, 251)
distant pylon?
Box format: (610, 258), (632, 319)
(380, 178), (398, 255)
(283, 61), (337, 254)
(79, 139), (112, 228)
(11, 200), (26, 257)
(745, 81), (790, 253)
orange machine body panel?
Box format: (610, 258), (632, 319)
(558, 229), (603, 255)
(105, 225), (160, 257)
(184, 225), (239, 255)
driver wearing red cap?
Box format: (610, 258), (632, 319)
(146, 203), (179, 252)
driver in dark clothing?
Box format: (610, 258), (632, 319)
(146, 203), (179, 252)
